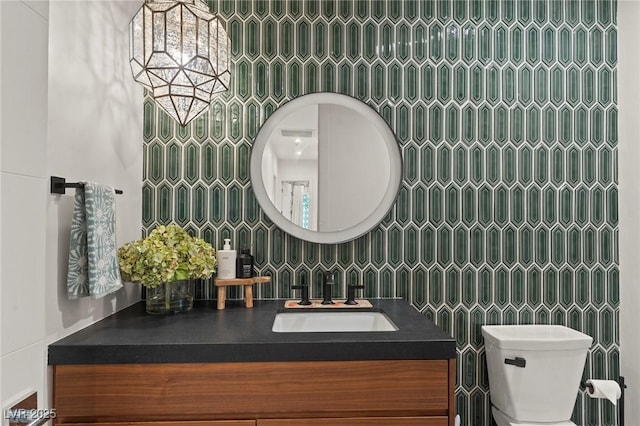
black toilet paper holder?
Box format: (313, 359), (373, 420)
(580, 380), (595, 394)
(580, 376), (626, 426)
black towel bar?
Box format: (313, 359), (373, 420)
(50, 176), (123, 195)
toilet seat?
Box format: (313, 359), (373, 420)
(492, 407), (577, 426)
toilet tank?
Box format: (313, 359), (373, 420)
(481, 325), (593, 423)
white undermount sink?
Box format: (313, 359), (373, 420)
(272, 311), (399, 333)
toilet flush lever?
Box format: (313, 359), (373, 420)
(504, 357), (526, 368)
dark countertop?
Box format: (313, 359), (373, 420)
(48, 299), (455, 365)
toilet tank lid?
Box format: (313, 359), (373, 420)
(481, 325), (593, 351)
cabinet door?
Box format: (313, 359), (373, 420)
(257, 417), (448, 426)
(68, 422), (255, 426)
(54, 361), (449, 421)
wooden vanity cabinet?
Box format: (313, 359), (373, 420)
(68, 423), (253, 426)
(257, 418), (448, 425)
(53, 359), (455, 426)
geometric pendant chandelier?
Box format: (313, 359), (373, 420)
(129, 0), (231, 126)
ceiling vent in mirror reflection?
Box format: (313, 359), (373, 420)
(281, 129), (315, 138)
(250, 93), (402, 244)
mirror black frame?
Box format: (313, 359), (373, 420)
(250, 93), (402, 244)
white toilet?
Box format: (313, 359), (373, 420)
(481, 325), (593, 426)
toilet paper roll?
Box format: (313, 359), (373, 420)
(586, 379), (622, 405)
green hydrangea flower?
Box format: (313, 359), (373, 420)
(118, 224), (217, 288)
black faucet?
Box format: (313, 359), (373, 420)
(321, 271), (335, 305)
(345, 283), (365, 305)
(291, 275), (311, 305)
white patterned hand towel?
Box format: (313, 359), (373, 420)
(67, 182), (123, 299)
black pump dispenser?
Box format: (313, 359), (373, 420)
(236, 245), (254, 278)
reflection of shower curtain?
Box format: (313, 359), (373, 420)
(281, 181), (309, 229)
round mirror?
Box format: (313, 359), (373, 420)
(250, 93), (402, 244)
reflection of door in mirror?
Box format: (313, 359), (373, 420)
(281, 181), (311, 229)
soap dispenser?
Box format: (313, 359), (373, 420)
(217, 238), (237, 279)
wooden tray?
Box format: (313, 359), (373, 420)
(284, 299), (373, 309)
(214, 276), (271, 309)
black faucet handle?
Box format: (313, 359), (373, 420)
(291, 282), (311, 305)
(345, 284), (365, 305)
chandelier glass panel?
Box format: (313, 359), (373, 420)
(129, 0), (231, 126)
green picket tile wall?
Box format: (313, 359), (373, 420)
(141, 1), (619, 425)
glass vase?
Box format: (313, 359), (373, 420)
(145, 280), (193, 314)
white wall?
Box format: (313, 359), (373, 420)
(0, 0), (3, 414)
(46, 0), (142, 337)
(318, 104), (390, 232)
(1, 0), (51, 417)
(0, 0), (142, 419)
(262, 142), (277, 208)
(618, 1), (640, 423)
